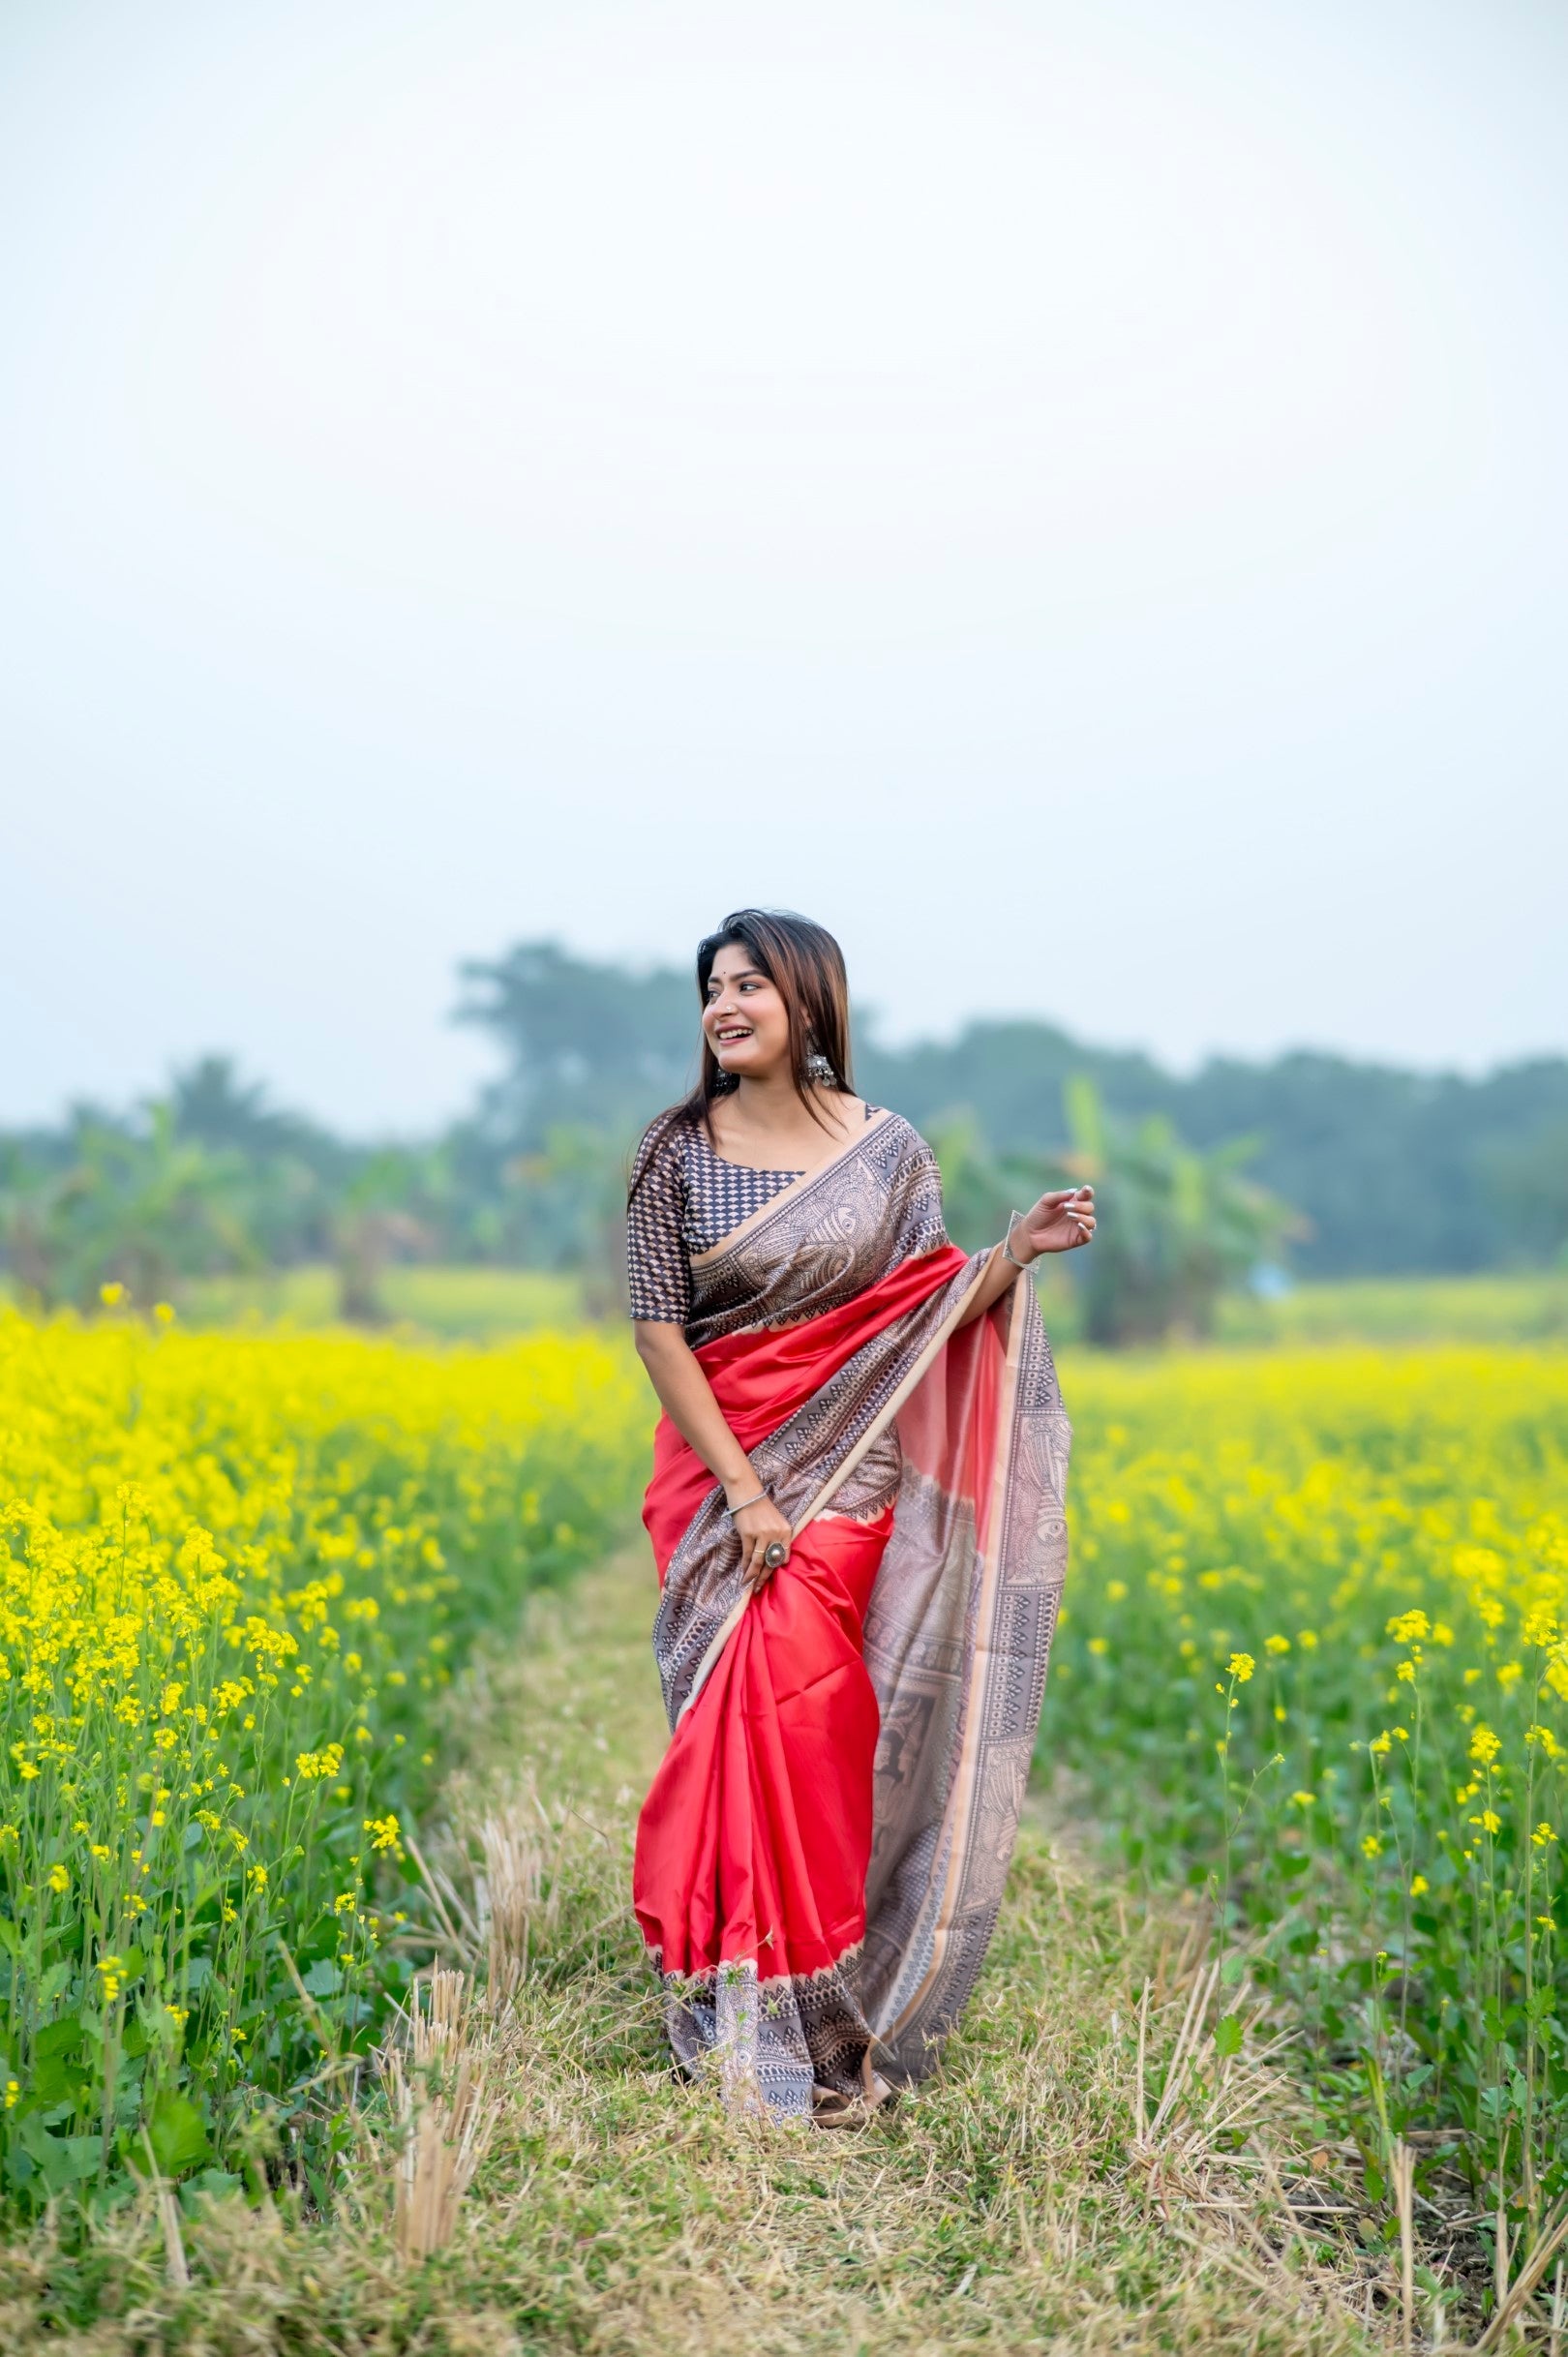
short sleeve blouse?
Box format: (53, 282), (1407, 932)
(626, 1118), (809, 1324)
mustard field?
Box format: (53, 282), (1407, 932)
(4, 1303), (1566, 2299)
(0, 1310), (648, 2213)
(1044, 1347), (1568, 2238)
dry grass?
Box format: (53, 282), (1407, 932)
(0, 1545), (1418, 2356)
(380, 1967), (500, 2265)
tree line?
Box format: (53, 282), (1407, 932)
(2, 940), (1563, 1342)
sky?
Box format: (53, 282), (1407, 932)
(3, 0), (1565, 1134)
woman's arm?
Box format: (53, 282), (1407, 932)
(633, 1321), (795, 1587)
(953, 1186), (1097, 1327)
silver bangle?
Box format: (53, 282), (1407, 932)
(1001, 1213), (1036, 1273)
(724, 1485), (770, 1518)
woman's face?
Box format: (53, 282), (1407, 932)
(702, 943), (793, 1082)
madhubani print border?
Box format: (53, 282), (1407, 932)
(661, 1949), (876, 2115)
(863, 1281), (1070, 2085)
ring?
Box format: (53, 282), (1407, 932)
(764, 1541), (789, 1569)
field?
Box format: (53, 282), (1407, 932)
(166, 1262), (1568, 1352)
(176, 1268), (588, 1339)
(1214, 1274), (1568, 1348)
(1043, 1352), (1568, 2262)
(1, 1294), (1566, 2351)
(0, 1308), (648, 2216)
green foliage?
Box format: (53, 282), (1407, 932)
(455, 940), (696, 1148)
(178, 1263), (586, 1337)
(931, 1081), (1295, 1345)
(1216, 1270), (1568, 1346)
(1044, 1346), (1568, 2231)
(0, 1106), (260, 1312)
(0, 1535), (1380, 2355)
(1058, 1079), (1297, 1345)
(0, 1315), (649, 2220)
(5, 941), (1567, 1307)
(330, 1146), (449, 1324)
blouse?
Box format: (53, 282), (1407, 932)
(627, 1103), (888, 1326)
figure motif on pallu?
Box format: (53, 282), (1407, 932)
(631, 1106), (1072, 2117)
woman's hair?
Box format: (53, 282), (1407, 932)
(630, 909), (855, 1195)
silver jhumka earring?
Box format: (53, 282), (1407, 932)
(804, 1049), (837, 1086)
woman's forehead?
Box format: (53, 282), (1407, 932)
(709, 944), (769, 981)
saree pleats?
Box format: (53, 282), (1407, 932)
(636, 1508), (890, 1984)
(635, 1511), (893, 2112)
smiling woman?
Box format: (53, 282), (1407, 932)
(624, 910), (1094, 2123)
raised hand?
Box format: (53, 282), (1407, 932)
(1013, 1186), (1096, 1259)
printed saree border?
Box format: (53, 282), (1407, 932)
(874, 1261), (1030, 2049)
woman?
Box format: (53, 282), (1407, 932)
(628, 909), (1092, 2124)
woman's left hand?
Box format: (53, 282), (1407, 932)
(1013, 1186), (1096, 1259)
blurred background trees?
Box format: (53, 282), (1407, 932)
(928, 1079), (1297, 1345)
(3, 939), (1564, 1342)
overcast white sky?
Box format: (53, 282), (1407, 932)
(3, 0), (1565, 1133)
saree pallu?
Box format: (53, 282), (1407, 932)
(632, 1111), (1070, 2117)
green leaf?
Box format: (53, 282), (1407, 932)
(1219, 1952), (1246, 1985)
(1213, 2012), (1244, 2058)
(147, 2092), (211, 2177)
(38, 1960), (73, 2008)
(18, 2115), (103, 2192)
(34, 2013), (83, 2061)
(178, 2166), (243, 2215)
(301, 1959), (343, 1997)
(45, 2134), (104, 2191)
(30, 2052), (90, 2108)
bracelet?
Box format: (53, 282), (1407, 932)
(723, 1485), (770, 1518)
(1001, 1212), (1036, 1273)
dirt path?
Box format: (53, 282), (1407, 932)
(420, 1545), (1390, 2357)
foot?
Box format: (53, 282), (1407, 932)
(811, 2090), (868, 2130)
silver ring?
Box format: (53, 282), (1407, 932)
(764, 1541), (788, 1569)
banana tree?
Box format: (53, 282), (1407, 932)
(929, 1085), (1297, 1346)
(1059, 1076), (1298, 1345)
(332, 1149), (443, 1324)
(4, 1106), (260, 1311)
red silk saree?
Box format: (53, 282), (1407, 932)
(632, 1110), (1071, 2116)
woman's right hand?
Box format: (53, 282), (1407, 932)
(731, 1490), (794, 1591)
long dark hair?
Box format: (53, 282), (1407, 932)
(630, 909), (855, 1195)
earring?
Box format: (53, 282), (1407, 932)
(805, 1050), (836, 1086)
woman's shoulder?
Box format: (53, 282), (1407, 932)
(630, 1108), (693, 1187)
